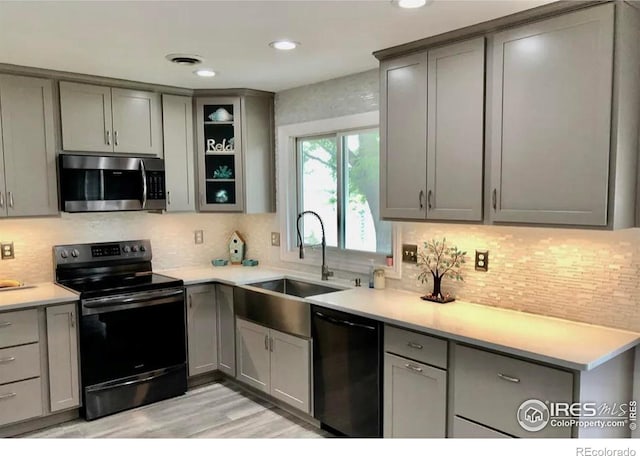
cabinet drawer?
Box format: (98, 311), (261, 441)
(384, 325), (447, 368)
(452, 416), (512, 438)
(0, 378), (43, 426)
(453, 344), (573, 438)
(0, 343), (40, 385)
(0, 310), (38, 348)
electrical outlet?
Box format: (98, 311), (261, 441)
(194, 230), (204, 245)
(475, 250), (489, 271)
(271, 232), (280, 247)
(1, 242), (14, 260)
(402, 244), (418, 263)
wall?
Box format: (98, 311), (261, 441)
(240, 69), (640, 333)
(0, 212), (242, 283)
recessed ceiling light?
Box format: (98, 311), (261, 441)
(194, 69), (216, 77)
(269, 40), (299, 51)
(397, 0), (428, 8)
(165, 53), (203, 65)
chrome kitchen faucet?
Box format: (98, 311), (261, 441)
(296, 211), (334, 281)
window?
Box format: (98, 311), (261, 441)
(296, 128), (392, 256)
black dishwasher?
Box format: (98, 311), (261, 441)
(311, 305), (382, 437)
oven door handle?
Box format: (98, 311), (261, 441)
(81, 289), (184, 315)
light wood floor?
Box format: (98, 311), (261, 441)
(25, 381), (332, 438)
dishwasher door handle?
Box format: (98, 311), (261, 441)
(314, 311), (376, 331)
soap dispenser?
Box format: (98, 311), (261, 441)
(368, 259), (375, 288)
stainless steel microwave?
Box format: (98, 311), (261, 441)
(58, 154), (166, 212)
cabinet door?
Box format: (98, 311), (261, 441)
(380, 52), (428, 220)
(269, 329), (311, 413)
(162, 94), (195, 212)
(186, 285), (218, 377)
(427, 38), (484, 221)
(490, 4), (614, 226)
(235, 318), (270, 392)
(216, 284), (236, 376)
(0, 75), (58, 217)
(46, 303), (80, 412)
(383, 353), (446, 438)
(196, 97), (244, 212)
(59, 81), (113, 153)
(112, 88), (163, 156)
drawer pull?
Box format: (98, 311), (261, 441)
(0, 322), (11, 328)
(0, 392), (16, 400)
(407, 342), (423, 350)
(405, 363), (423, 373)
(497, 373), (521, 383)
(0, 357), (16, 364)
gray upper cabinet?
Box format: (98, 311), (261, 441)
(380, 52), (428, 220)
(111, 88), (162, 156)
(60, 81), (162, 156)
(489, 4), (614, 226)
(196, 93), (274, 213)
(186, 285), (218, 377)
(162, 94), (195, 212)
(46, 303), (80, 412)
(427, 38), (485, 221)
(216, 284), (236, 377)
(59, 82), (113, 153)
(0, 75), (58, 217)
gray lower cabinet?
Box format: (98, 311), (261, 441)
(269, 328), (310, 413)
(0, 74), (57, 217)
(236, 318), (311, 413)
(59, 81), (162, 156)
(186, 285), (218, 377)
(162, 94), (195, 212)
(235, 318), (270, 392)
(46, 303), (80, 412)
(489, 4), (614, 226)
(216, 284), (236, 376)
(383, 353), (446, 438)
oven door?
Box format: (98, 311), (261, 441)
(79, 287), (186, 388)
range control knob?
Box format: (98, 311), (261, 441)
(71, 249), (80, 258)
(131, 245), (139, 252)
(60, 250), (69, 259)
(139, 245), (146, 252)
(123, 246), (131, 253)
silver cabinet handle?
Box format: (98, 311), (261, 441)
(492, 189), (497, 211)
(0, 357), (16, 364)
(8, 191), (13, 208)
(114, 130), (119, 146)
(419, 190), (424, 209)
(69, 312), (75, 328)
(264, 335), (269, 350)
(407, 342), (423, 350)
(0, 392), (16, 400)
(106, 130), (111, 145)
(0, 191), (4, 208)
(0, 322), (12, 328)
(188, 295), (192, 308)
(427, 190), (432, 210)
(497, 373), (520, 383)
(167, 191), (171, 206)
(269, 337), (273, 352)
(405, 363), (423, 373)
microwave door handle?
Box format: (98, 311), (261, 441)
(140, 160), (147, 209)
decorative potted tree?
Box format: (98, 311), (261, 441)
(417, 238), (467, 303)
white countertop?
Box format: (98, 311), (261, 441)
(0, 282), (78, 311)
(307, 287), (640, 372)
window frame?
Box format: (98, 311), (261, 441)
(277, 111), (402, 279)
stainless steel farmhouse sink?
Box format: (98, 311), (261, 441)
(234, 278), (344, 338)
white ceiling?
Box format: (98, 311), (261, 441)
(0, 0), (554, 92)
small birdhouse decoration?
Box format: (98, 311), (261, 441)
(228, 231), (246, 264)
